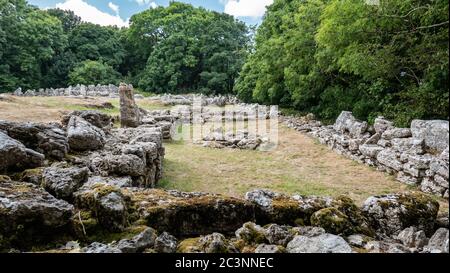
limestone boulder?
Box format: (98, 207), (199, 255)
(362, 192), (439, 236)
(286, 233), (352, 253)
(411, 120), (449, 153)
(0, 181), (74, 249)
(67, 116), (106, 151)
(42, 166), (89, 201)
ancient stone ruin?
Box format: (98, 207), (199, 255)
(119, 83), (141, 128)
(1, 87), (449, 253)
(284, 112), (449, 198)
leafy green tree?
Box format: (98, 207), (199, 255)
(129, 2), (250, 94)
(47, 8), (81, 32)
(0, 0), (66, 91)
(68, 60), (121, 85)
(68, 23), (126, 69)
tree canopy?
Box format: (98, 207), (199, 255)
(235, 0), (449, 125)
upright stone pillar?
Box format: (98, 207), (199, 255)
(119, 83), (140, 128)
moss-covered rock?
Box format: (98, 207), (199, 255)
(126, 189), (255, 236)
(235, 222), (267, 245)
(362, 192), (439, 236)
(0, 181), (74, 251)
(73, 182), (132, 232)
(310, 207), (353, 235)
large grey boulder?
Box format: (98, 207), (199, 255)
(0, 131), (44, 172)
(62, 110), (112, 129)
(362, 192), (439, 236)
(411, 120), (449, 153)
(334, 111), (368, 138)
(423, 228), (449, 253)
(67, 116), (106, 151)
(0, 120), (69, 160)
(42, 166), (89, 200)
(0, 181), (74, 248)
(286, 233), (352, 253)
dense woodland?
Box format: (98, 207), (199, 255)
(0, 0), (448, 125)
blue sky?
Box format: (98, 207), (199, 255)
(28, 0), (274, 26)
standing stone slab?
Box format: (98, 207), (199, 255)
(119, 83), (140, 128)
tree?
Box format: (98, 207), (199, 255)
(236, 0), (449, 125)
(129, 2), (250, 94)
(0, 0), (66, 91)
(47, 8), (81, 32)
(68, 60), (122, 86)
(68, 23), (126, 69)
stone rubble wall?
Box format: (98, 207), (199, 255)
(13, 85), (122, 98)
(284, 112), (449, 198)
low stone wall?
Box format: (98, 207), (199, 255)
(284, 112), (449, 198)
(13, 84), (122, 98)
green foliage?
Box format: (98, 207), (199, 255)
(129, 2), (250, 94)
(68, 60), (121, 86)
(236, 0), (449, 126)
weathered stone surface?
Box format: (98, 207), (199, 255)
(0, 181), (73, 249)
(359, 144), (383, 158)
(376, 149), (403, 171)
(0, 131), (45, 173)
(119, 83), (140, 128)
(381, 128), (412, 140)
(67, 116), (105, 151)
(264, 224), (293, 246)
(411, 120), (449, 153)
(423, 228), (449, 253)
(346, 234), (372, 248)
(112, 227), (157, 253)
(365, 241), (411, 253)
(286, 234), (352, 253)
(397, 227), (428, 250)
(81, 242), (122, 253)
(42, 166), (89, 200)
(254, 244), (285, 253)
(334, 111), (367, 137)
(128, 189), (255, 236)
(362, 192), (439, 236)
(73, 183), (130, 232)
(235, 222), (266, 244)
(154, 232), (178, 253)
(198, 233), (238, 253)
(374, 117), (394, 134)
(62, 110), (112, 129)
(0, 120), (68, 160)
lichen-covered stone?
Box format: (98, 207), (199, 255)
(42, 166), (89, 200)
(73, 182), (130, 232)
(0, 181), (73, 249)
(254, 244), (285, 253)
(154, 232), (178, 253)
(128, 189), (255, 236)
(235, 222), (266, 245)
(422, 228), (449, 253)
(67, 116), (106, 151)
(0, 131), (44, 172)
(362, 192), (439, 236)
(286, 233), (352, 253)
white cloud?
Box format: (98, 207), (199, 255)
(135, 0), (157, 8)
(224, 0), (273, 17)
(108, 2), (119, 15)
(56, 0), (128, 27)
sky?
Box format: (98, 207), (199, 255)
(28, 0), (274, 27)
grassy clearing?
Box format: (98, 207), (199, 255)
(159, 124), (449, 210)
